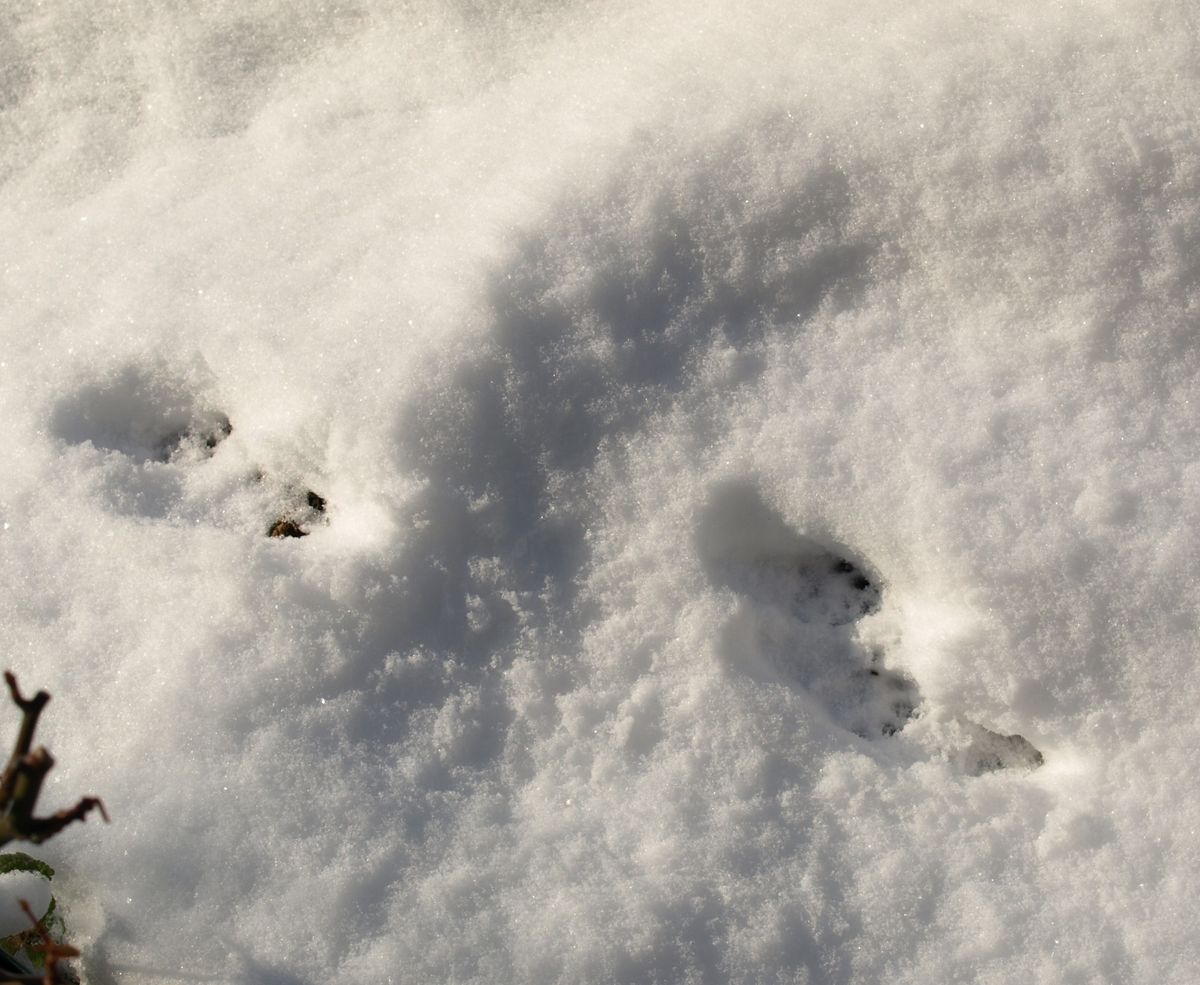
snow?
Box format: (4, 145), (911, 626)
(2, 0), (1199, 982)
(0, 870), (51, 939)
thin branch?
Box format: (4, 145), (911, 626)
(20, 792), (109, 845)
(0, 674), (107, 849)
(0, 676), (49, 809)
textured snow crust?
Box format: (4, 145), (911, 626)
(2, 1), (1199, 982)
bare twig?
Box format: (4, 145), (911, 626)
(0, 673), (107, 849)
(0, 676), (49, 810)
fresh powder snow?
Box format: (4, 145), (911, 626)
(1, 1), (1198, 982)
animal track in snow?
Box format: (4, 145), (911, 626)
(52, 361), (329, 538)
(50, 362), (231, 465)
(267, 488), (328, 539)
(158, 415), (233, 464)
(697, 480), (1043, 770)
(697, 480), (918, 740)
(719, 552), (883, 628)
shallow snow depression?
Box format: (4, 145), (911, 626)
(2, 0), (1199, 982)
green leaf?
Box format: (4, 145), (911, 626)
(0, 852), (53, 881)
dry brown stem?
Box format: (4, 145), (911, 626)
(0, 673), (107, 848)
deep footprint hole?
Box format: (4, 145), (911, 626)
(267, 487), (328, 539)
(158, 414), (233, 463)
(964, 726), (1044, 775)
(801, 554), (883, 626)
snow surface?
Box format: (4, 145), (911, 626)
(2, 0), (1199, 982)
(0, 870), (52, 939)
